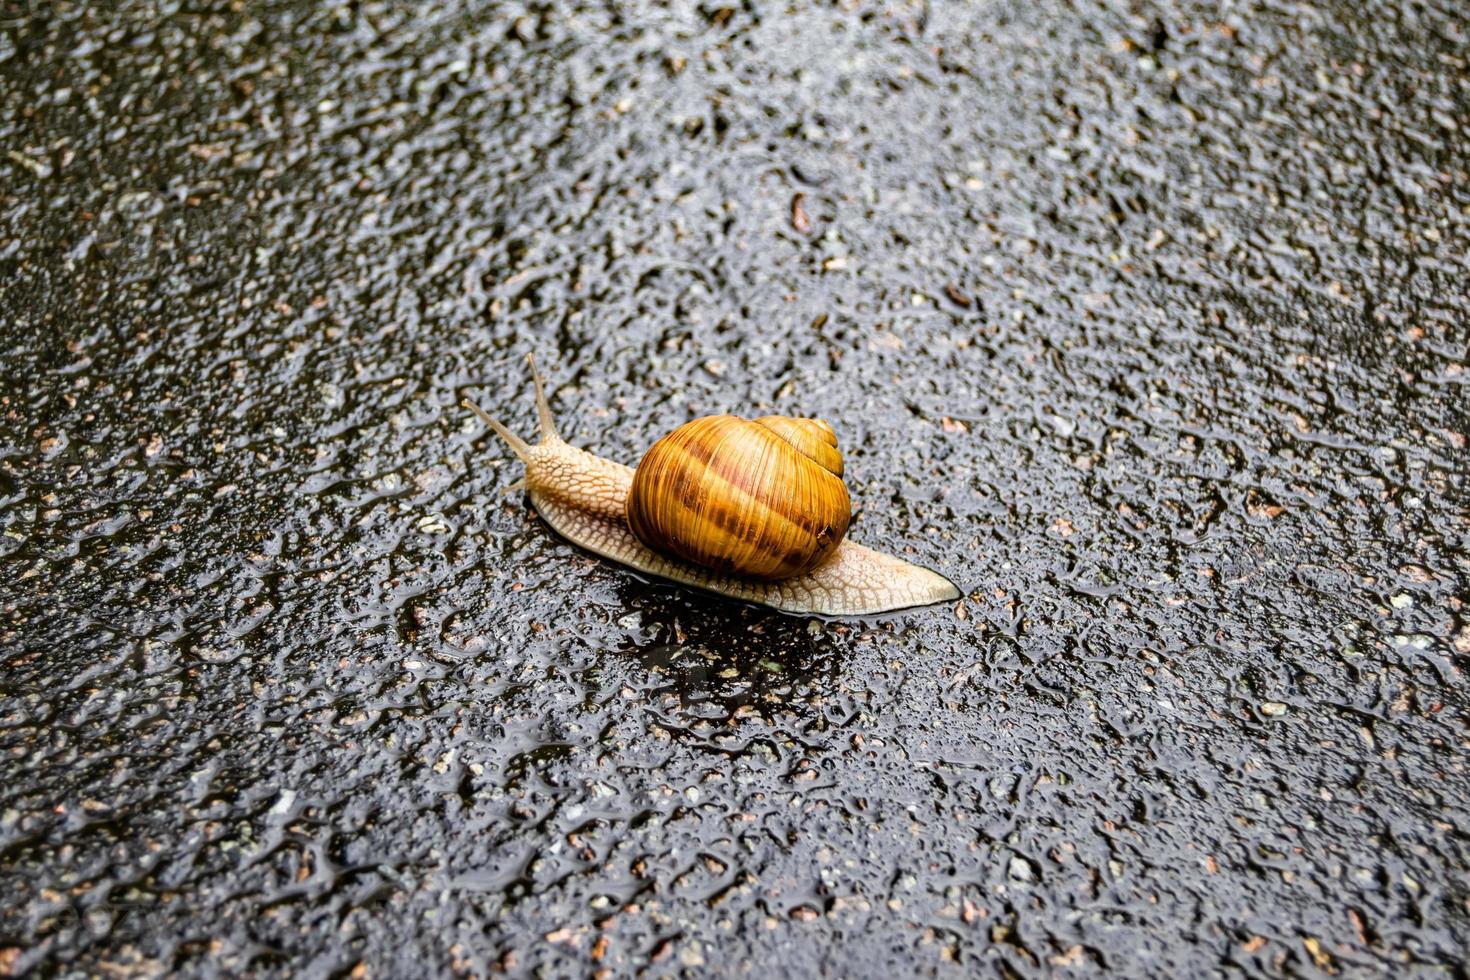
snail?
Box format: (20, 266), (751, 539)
(463, 356), (960, 616)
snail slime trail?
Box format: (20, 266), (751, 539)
(464, 356), (960, 616)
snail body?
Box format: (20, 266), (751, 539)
(464, 357), (959, 616)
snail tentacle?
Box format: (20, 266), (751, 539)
(461, 398), (532, 462)
(526, 352), (561, 443)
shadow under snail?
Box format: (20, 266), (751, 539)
(463, 356), (960, 616)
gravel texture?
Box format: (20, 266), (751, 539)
(2, 1), (1468, 976)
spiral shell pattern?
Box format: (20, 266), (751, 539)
(625, 415), (852, 581)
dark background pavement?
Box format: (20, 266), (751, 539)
(2, 1), (1467, 975)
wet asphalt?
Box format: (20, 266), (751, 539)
(2, 1), (1468, 976)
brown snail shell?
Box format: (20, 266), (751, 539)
(625, 415), (851, 581)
